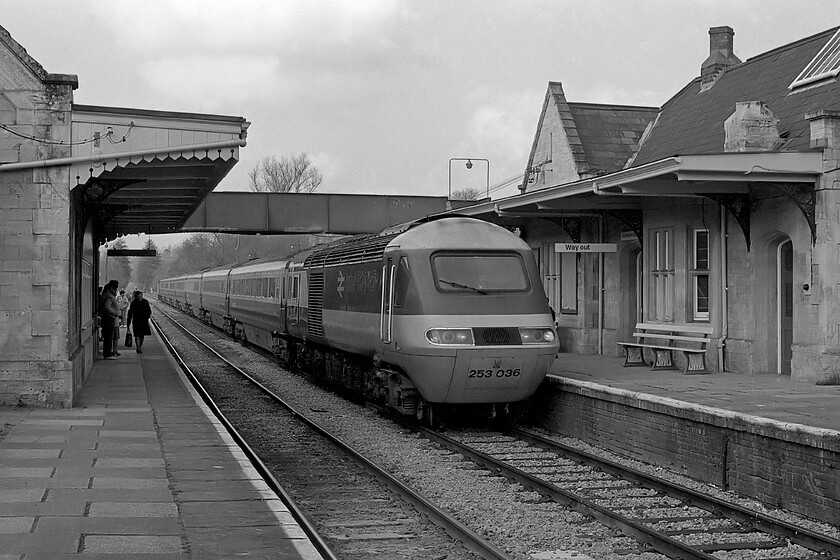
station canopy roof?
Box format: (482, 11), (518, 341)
(452, 151), (823, 219)
(71, 104), (249, 239)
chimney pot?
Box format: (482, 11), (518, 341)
(709, 26), (735, 55)
(701, 26), (741, 91)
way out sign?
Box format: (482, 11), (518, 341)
(555, 243), (617, 253)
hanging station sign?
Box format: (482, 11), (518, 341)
(554, 243), (617, 253)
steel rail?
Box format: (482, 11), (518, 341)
(151, 314), (340, 560)
(421, 427), (720, 560)
(514, 427), (840, 559)
(153, 307), (515, 560)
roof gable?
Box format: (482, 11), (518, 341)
(633, 27), (840, 166)
(523, 82), (657, 191)
(0, 24), (77, 88)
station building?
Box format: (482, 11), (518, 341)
(0, 25), (248, 406)
(462, 26), (840, 383)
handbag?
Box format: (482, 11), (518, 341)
(125, 330), (133, 347)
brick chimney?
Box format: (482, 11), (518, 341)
(807, 109), (840, 152)
(700, 26), (741, 91)
(724, 101), (780, 152)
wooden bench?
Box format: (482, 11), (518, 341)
(617, 322), (714, 374)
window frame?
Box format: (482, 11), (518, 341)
(689, 228), (710, 321)
(650, 228), (674, 322)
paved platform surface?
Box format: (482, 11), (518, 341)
(0, 333), (324, 559)
(550, 352), (840, 434)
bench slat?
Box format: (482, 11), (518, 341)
(618, 342), (706, 353)
(635, 322), (713, 335)
(632, 333), (710, 344)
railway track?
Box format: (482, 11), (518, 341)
(152, 300), (839, 559)
(431, 428), (840, 560)
(153, 304), (511, 560)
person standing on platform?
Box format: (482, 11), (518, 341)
(116, 289), (129, 326)
(127, 290), (152, 354)
(99, 280), (121, 360)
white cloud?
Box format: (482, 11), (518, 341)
(138, 55), (283, 111)
(308, 151), (342, 187)
(91, 0), (406, 55)
(462, 87), (544, 179)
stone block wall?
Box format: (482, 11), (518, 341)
(0, 33), (77, 407)
(528, 377), (840, 526)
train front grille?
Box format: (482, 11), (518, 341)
(472, 327), (521, 346)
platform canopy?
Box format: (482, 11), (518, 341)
(449, 151), (823, 248)
(70, 104), (249, 239)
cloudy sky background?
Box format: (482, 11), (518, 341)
(3, 0), (840, 203)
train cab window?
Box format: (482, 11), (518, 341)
(394, 257), (410, 308)
(432, 252), (530, 293)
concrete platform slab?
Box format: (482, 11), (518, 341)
(0, 331), (325, 559)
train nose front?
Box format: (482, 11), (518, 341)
(441, 325), (557, 403)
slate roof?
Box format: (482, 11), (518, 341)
(632, 27), (840, 166)
(567, 102), (659, 174)
(525, 82), (657, 183)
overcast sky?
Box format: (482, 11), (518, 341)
(3, 0), (840, 204)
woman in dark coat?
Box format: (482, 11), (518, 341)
(126, 290), (152, 353)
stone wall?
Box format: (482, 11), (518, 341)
(528, 377), (840, 526)
(0, 33), (77, 406)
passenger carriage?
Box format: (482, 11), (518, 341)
(182, 271), (204, 317)
(199, 265), (234, 329)
(227, 258), (286, 350)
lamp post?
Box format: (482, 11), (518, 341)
(448, 157), (489, 200)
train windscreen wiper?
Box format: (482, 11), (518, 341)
(438, 279), (487, 294)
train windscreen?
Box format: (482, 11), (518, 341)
(431, 252), (530, 293)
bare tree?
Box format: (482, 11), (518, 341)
(248, 153), (323, 193)
(131, 238), (161, 292)
(450, 187), (483, 201)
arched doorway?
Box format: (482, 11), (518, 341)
(777, 240), (793, 375)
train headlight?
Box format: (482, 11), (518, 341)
(519, 327), (556, 344)
(426, 328), (474, 346)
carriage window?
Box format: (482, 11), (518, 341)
(432, 252), (529, 293)
(269, 277), (276, 298)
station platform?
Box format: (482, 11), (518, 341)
(0, 333), (324, 559)
(549, 352), (840, 434)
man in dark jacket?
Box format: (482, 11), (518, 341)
(99, 280), (121, 360)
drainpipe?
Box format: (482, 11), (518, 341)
(718, 206), (728, 371)
(598, 216), (605, 354)
(0, 138), (247, 173)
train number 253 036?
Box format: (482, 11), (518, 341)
(468, 368), (522, 378)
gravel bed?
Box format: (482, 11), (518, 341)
(157, 311), (837, 560)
